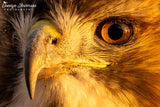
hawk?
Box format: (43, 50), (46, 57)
(0, 0), (160, 106)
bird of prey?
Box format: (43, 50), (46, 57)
(0, 0), (160, 106)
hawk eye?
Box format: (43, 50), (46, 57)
(96, 18), (133, 45)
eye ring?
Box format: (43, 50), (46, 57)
(96, 18), (133, 45)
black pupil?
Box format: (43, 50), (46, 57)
(108, 24), (123, 40)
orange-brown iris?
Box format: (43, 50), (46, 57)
(101, 21), (132, 44)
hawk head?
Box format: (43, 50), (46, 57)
(0, 0), (160, 106)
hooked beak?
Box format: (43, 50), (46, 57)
(24, 31), (46, 99)
(24, 20), (60, 99)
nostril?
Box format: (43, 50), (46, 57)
(51, 38), (57, 45)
